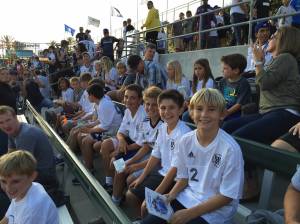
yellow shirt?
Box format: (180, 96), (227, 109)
(143, 7), (160, 31)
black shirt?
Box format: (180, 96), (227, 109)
(126, 24), (135, 32)
(254, 0), (271, 18)
(100, 36), (119, 61)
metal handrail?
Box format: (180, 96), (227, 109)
(122, 0), (300, 57)
(26, 100), (132, 224)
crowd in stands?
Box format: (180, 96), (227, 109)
(122, 0), (300, 53)
(0, 0), (300, 222)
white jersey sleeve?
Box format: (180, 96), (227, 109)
(292, 167), (300, 191)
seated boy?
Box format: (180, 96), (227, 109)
(218, 54), (251, 120)
(79, 84), (123, 172)
(100, 84), (147, 192)
(111, 86), (163, 205)
(125, 89), (191, 218)
(0, 150), (58, 224)
(141, 88), (244, 224)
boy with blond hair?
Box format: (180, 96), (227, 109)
(141, 88), (244, 224)
(0, 150), (58, 224)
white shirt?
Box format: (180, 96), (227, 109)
(166, 76), (191, 100)
(97, 96), (123, 136)
(230, 0), (245, 15)
(37, 75), (51, 99)
(118, 105), (147, 143)
(79, 90), (94, 115)
(276, 5), (296, 27)
(191, 78), (215, 96)
(245, 42), (272, 72)
(152, 120), (191, 177)
(136, 117), (163, 148)
(172, 129), (244, 224)
(62, 88), (74, 103)
(80, 64), (93, 75)
(6, 182), (58, 224)
(105, 67), (119, 90)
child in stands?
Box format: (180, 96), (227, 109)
(111, 86), (163, 205)
(141, 88), (244, 224)
(100, 84), (147, 192)
(79, 84), (123, 172)
(191, 59), (215, 95)
(0, 150), (58, 224)
(166, 60), (191, 100)
(116, 61), (127, 89)
(218, 54), (251, 120)
(183, 58), (215, 123)
(126, 89), (191, 218)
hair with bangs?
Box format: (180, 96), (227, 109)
(0, 150), (36, 177)
(190, 88), (226, 112)
(167, 60), (183, 84)
(143, 86), (162, 101)
(0, 105), (16, 117)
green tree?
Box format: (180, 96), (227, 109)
(0, 35), (14, 50)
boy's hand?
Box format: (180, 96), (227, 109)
(170, 209), (191, 224)
(141, 200), (148, 218)
(129, 176), (144, 189)
(165, 193), (176, 204)
(289, 122), (300, 138)
(118, 139), (128, 154)
(125, 164), (140, 174)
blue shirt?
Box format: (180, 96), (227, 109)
(290, 0), (300, 25)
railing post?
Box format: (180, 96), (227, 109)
(248, 0), (254, 44)
(198, 14), (202, 49)
(173, 8), (176, 22)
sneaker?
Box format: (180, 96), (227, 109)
(102, 183), (113, 195)
(72, 177), (81, 186)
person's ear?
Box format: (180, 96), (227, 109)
(30, 171), (38, 182)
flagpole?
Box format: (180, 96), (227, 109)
(110, 6), (112, 32)
(136, 0), (139, 29)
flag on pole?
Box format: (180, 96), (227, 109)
(64, 24), (75, 36)
(111, 6), (123, 17)
(88, 16), (100, 27)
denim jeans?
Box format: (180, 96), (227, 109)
(222, 109), (300, 145)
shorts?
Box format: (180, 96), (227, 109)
(130, 170), (175, 201)
(131, 153), (151, 178)
(280, 132), (300, 152)
(111, 136), (138, 160)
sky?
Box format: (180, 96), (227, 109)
(0, 0), (228, 44)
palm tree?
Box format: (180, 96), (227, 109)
(0, 35), (15, 50)
(66, 37), (76, 47)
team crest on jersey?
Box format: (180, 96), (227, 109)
(188, 151), (195, 158)
(212, 153), (222, 168)
(127, 121), (130, 125)
(170, 140), (175, 150)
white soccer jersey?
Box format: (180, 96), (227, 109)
(79, 90), (94, 115)
(172, 129), (244, 224)
(96, 96), (123, 136)
(136, 117), (163, 148)
(151, 120), (191, 177)
(118, 105), (147, 143)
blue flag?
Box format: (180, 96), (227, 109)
(64, 24), (75, 36)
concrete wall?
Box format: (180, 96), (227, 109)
(159, 45), (248, 80)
